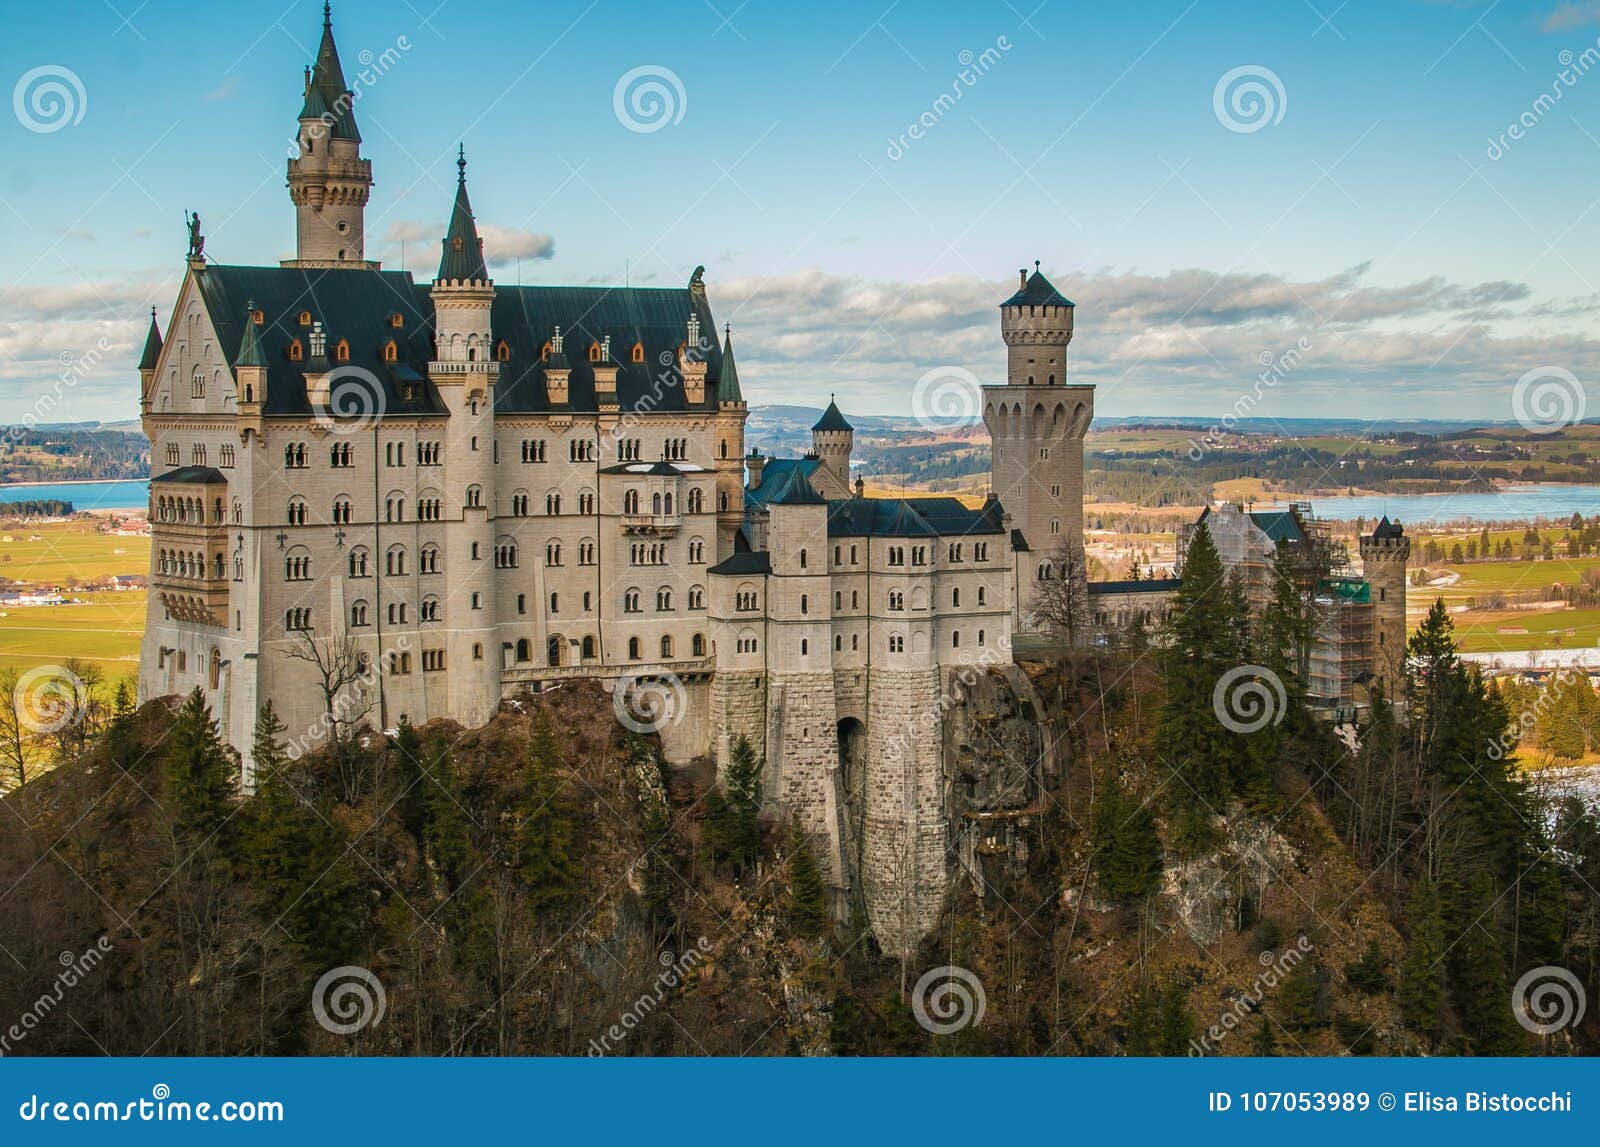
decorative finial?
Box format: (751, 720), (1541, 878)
(552, 325), (563, 354)
(724, 322), (731, 337)
(150, 306), (156, 321)
(324, 2), (332, 28)
(1035, 259), (1040, 271)
(457, 144), (466, 182)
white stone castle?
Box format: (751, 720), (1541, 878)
(137, 6), (1090, 951)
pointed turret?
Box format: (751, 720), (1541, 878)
(138, 307), (163, 373)
(301, 2), (360, 141)
(138, 307), (162, 411)
(286, 3), (373, 266)
(717, 324), (744, 405)
(236, 301), (265, 368)
(437, 146), (488, 283)
(810, 394), (854, 498)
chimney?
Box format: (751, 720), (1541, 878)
(1019, 268), (1027, 288)
(746, 449), (766, 490)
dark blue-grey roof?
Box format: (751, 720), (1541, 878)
(1372, 516), (1404, 540)
(708, 551), (771, 576)
(746, 458), (820, 509)
(812, 399), (852, 433)
(192, 265), (729, 418)
(826, 496), (1005, 539)
(762, 464), (828, 507)
(139, 309), (163, 371)
(438, 148), (487, 283)
(152, 465), (227, 485)
(1002, 269), (1073, 309)
(1089, 578), (1183, 596)
(300, 5), (359, 142)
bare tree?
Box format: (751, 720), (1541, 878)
(1031, 537), (1092, 649)
(282, 627), (378, 757)
(0, 666), (32, 793)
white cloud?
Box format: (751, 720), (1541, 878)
(479, 224), (555, 262)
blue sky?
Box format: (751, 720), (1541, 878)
(5, 0), (1600, 423)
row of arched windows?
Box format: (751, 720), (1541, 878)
(158, 549), (222, 580)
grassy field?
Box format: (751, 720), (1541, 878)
(0, 519), (148, 584)
(0, 521), (149, 688)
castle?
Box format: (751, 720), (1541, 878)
(135, 6), (1091, 952)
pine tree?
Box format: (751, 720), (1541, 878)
(786, 823), (828, 937)
(1345, 939), (1391, 994)
(1156, 524), (1249, 832)
(706, 735), (763, 871)
(1277, 963), (1326, 1031)
(1157, 981), (1195, 1055)
(1090, 771), (1163, 899)
(514, 711), (581, 911)
(162, 688), (236, 849)
(389, 718), (429, 842)
(1447, 873), (1523, 1055)
(423, 738), (473, 893)
(1251, 1015), (1278, 1056)
(1398, 880), (1446, 1044)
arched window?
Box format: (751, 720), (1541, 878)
(516, 639), (531, 663)
(581, 635), (596, 660)
(657, 587), (673, 611)
(348, 548), (369, 577)
(661, 635), (674, 659)
(692, 633), (706, 657)
(496, 340), (511, 362)
(631, 341), (645, 363)
(350, 600), (369, 627)
(383, 340), (398, 363)
(628, 636), (641, 660)
(334, 338), (350, 363)
(287, 338), (303, 362)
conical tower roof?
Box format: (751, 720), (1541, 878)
(437, 146), (488, 283)
(138, 308), (163, 371)
(717, 325), (743, 403)
(300, 3), (361, 142)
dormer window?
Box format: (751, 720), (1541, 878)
(452, 236), (464, 252)
(382, 340), (398, 364)
(496, 340), (511, 362)
(540, 341), (551, 363)
(297, 311), (311, 327)
(334, 339), (350, 363)
(589, 342), (602, 363)
(631, 342), (645, 363)
(251, 309), (264, 325)
(287, 338), (303, 362)
(390, 313), (405, 328)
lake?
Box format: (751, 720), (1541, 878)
(1303, 485), (1600, 524)
(0, 479), (148, 512)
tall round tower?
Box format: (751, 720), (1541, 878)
(286, 5), (373, 267)
(810, 396), (854, 499)
(982, 263), (1092, 625)
(1360, 517), (1411, 701)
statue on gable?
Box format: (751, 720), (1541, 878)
(186, 211), (205, 260)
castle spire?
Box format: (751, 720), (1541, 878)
(236, 301), (265, 368)
(138, 307), (163, 372)
(717, 323), (743, 404)
(437, 145), (488, 283)
(300, 2), (359, 141)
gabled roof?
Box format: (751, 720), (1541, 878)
(437, 148), (487, 283)
(813, 398), (852, 433)
(1372, 516), (1404, 540)
(1002, 268), (1074, 309)
(746, 458), (820, 509)
(301, 4), (359, 142)
(192, 263), (444, 418)
(1249, 509), (1307, 545)
(763, 465), (828, 506)
(138, 309), (163, 371)
(152, 465), (227, 485)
